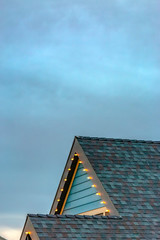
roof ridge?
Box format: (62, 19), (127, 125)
(76, 136), (160, 143)
(28, 213), (122, 220)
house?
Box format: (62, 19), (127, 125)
(20, 136), (160, 239)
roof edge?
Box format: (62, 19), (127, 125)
(49, 136), (77, 214)
(28, 213), (122, 220)
(75, 136), (160, 143)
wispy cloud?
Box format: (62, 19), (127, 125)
(0, 227), (21, 240)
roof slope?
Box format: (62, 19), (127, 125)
(21, 136), (160, 239)
(77, 137), (160, 234)
(29, 213), (159, 239)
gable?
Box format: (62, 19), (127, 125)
(63, 162), (106, 215)
(20, 216), (39, 240)
(50, 138), (119, 216)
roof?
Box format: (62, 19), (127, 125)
(21, 136), (160, 239)
(28, 213), (159, 239)
(76, 136), (160, 237)
(77, 136), (160, 216)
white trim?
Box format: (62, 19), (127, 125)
(79, 207), (107, 216)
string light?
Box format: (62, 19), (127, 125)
(25, 232), (31, 235)
(57, 199), (60, 202)
(105, 209), (110, 213)
(64, 178), (67, 181)
(61, 188), (63, 192)
(83, 169), (88, 172)
(71, 158), (74, 161)
(87, 176), (93, 179)
(92, 185), (96, 188)
(74, 153), (79, 156)
(101, 201), (106, 204)
(55, 209), (58, 212)
(79, 161), (83, 163)
(96, 192), (101, 196)
(68, 168), (71, 171)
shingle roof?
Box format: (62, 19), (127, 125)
(28, 212), (159, 239)
(77, 136), (160, 238)
(25, 136), (160, 239)
(28, 214), (124, 239)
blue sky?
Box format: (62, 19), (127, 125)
(0, 0), (160, 239)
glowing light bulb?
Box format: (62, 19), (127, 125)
(87, 176), (93, 179)
(64, 178), (67, 181)
(92, 185), (96, 188)
(83, 169), (88, 172)
(79, 161), (82, 163)
(55, 209), (58, 212)
(68, 168), (71, 171)
(105, 209), (110, 213)
(71, 158), (74, 161)
(57, 199), (60, 202)
(101, 201), (106, 204)
(25, 232), (31, 235)
(74, 153), (79, 156)
(61, 188), (63, 192)
(96, 192), (101, 196)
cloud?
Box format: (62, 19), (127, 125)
(0, 226), (21, 240)
(0, 0), (159, 237)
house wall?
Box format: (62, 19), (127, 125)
(63, 163), (105, 214)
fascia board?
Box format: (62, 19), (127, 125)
(50, 136), (77, 214)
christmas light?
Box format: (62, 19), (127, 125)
(74, 153), (79, 156)
(87, 176), (93, 179)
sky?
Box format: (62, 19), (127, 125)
(0, 0), (160, 239)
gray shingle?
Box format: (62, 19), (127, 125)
(28, 136), (160, 239)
